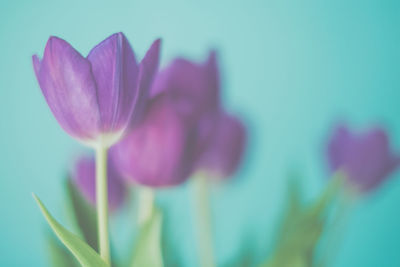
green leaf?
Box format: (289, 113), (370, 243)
(260, 172), (344, 267)
(46, 232), (79, 267)
(33, 194), (109, 267)
(66, 178), (98, 250)
(130, 207), (164, 267)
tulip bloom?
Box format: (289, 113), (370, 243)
(151, 51), (220, 123)
(33, 33), (160, 263)
(32, 33), (160, 147)
(72, 156), (126, 211)
(111, 96), (195, 187)
(152, 52), (221, 157)
(196, 112), (246, 178)
(327, 124), (400, 192)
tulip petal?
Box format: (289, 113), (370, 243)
(197, 112), (246, 178)
(112, 97), (193, 187)
(32, 55), (41, 77)
(327, 124), (400, 192)
(151, 52), (219, 122)
(130, 39), (161, 127)
(36, 36), (100, 139)
(87, 32), (139, 133)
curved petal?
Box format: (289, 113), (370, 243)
(36, 36), (100, 140)
(129, 39), (161, 128)
(197, 112), (246, 178)
(112, 96), (193, 187)
(32, 55), (41, 77)
(150, 52), (220, 123)
(87, 32), (139, 133)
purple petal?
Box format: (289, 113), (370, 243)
(326, 124), (400, 192)
(32, 55), (41, 76)
(72, 156), (126, 211)
(196, 112), (246, 178)
(87, 32), (139, 133)
(111, 96), (193, 187)
(129, 39), (161, 128)
(150, 51), (220, 123)
(34, 36), (100, 140)
(327, 125), (351, 172)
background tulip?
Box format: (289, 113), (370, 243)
(72, 156), (126, 211)
(151, 51), (220, 123)
(111, 96), (195, 187)
(32, 33), (160, 147)
(152, 52), (221, 157)
(196, 112), (246, 178)
(327, 124), (400, 192)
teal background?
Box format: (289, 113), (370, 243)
(1, 0), (400, 266)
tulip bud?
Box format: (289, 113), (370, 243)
(327, 124), (400, 192)
(32, 33), (160, 147)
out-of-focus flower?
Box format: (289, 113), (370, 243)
(32, 32), (160, 147)
(72, 156), (126, 211)
(151, 51), (219, 123)
(111, 96), (195, 187)
(327, 124), (400, 192)
(196, 112), (246, 178)
(152, 52), (221, 156)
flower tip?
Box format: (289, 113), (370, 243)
(153, 38), (162, 46)
(141, 38), (162, 70)
(149, 38), (162, 54)
(113, 32), (126, 41)
(32, 54), (41, 75)
(47, 35), (62, 44)
(208, 49), (217, 59)
(44, 36), (70, 55)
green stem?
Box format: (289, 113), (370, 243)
(95, 146), (110, 264)
(193, 173), (215, 267)
(138, 187), (155, 225)
(314, 171), (353, 267)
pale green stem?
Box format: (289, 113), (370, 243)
(193, 173), (215, 267)
(95, 146), (110, 264)
(138, 187), (155, 225)
(315, 172), (355, 267)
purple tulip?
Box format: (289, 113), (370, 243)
(111, 96), (195, 187)
(32, 33), (160, 147)
(152, 52), (221, 156)
(151, 51), (219, 123)
(327, 124), (400, 192)
(72, 156), (126, 211)
(196, 112), (246, 178)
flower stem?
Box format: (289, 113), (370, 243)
(193, 173), (215, 267)
(138, 187), (155, 225)
(95, 146), (110, 264)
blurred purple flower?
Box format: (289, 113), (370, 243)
(196, 112), (246, 178)
(327, 124), (400, 192)
(152, 51), (221, 156)
(72, 156), (126, 211)
(111, 96), (195, 187)
(151, 51), (219, 123)
(32, 32), (160, 147)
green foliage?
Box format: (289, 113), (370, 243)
(46, 232), (79, 267)
(260, 173), (343, 267)
(130, 207), (164, 267)
(33, 194), (109, 267)
(66, 178), (99, 250)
